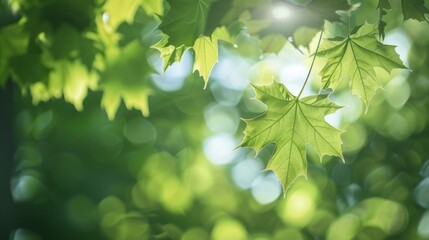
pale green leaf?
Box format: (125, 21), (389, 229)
(193, 36), (217, 87)
(240, 81), (343, 192)
(212, 26), (234, 43)
(29, 60), (98, 110)
(317, 23), (406, 108)
(152, 34), (187, 72)
(103, 0), (141, 29)
(192, 27), (234, 86)
(51, 61), (98, 111)
(141, 0), (164, 16)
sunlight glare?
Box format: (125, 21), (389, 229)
(272, 4), (292, 20)
(203, 134), (238, 165)
(251, 172), (282, 204)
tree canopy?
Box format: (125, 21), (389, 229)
(1, 0), (429, 239)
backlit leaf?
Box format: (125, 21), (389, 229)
(317, 23), (406, 108)
(103, 0), (141, 30)
(28, 60), (98, 110)
(49, 60), (98, 110)
(193, 36), (217, 87)
(192, 27), (233, 86)
(240, 81), (343, 192)
(152, 34), (187, 72)
(141, 0), (164, 16)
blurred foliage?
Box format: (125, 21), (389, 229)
(1, 0), (429, 239)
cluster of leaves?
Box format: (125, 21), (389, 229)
(1, 0), (428, 192)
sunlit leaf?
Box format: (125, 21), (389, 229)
(141, 0), (163, 16)
(49, 60), (98, 110)
(240, 81), (343, 192)
(317, 23), (406, 108)
(28, 60), (98, 110)
(103, 0), (141, 30)
(152, 34), (187, 72)
(193, 36), (217, 87)
(192, 26), (233, 86)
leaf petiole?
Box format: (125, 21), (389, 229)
(297, 27), (324, 99)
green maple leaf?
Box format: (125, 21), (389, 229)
(28, 60), (98, 110)
(159, 0), (212, 47)
(48, 60), (98, 110)
(317, 23), (406, 108)
(192, 26), (233, 86)
(240, 81), (343, 192)
(152, 34), (187, 72)
(154, 26), (233, 84)
(401, 0), (429, 22)
(193, 36), (217, 87)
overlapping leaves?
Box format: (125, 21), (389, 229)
(159, 0), (212, 47)
(0, 0), (417, 195)
(241, 21), (406, 192)
(378, 0), (429, 37)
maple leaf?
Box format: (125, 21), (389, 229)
(48, 60), (98, 111)
(152, 34), (187, 72)
(240, 81), (343, 192)
(192, 26), (233, 86)
(193, 36), (217, 87)
(317, 23), (406, 108)
(160, 0), (212, 47)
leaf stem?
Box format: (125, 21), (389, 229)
(297, 28), (324, 98)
